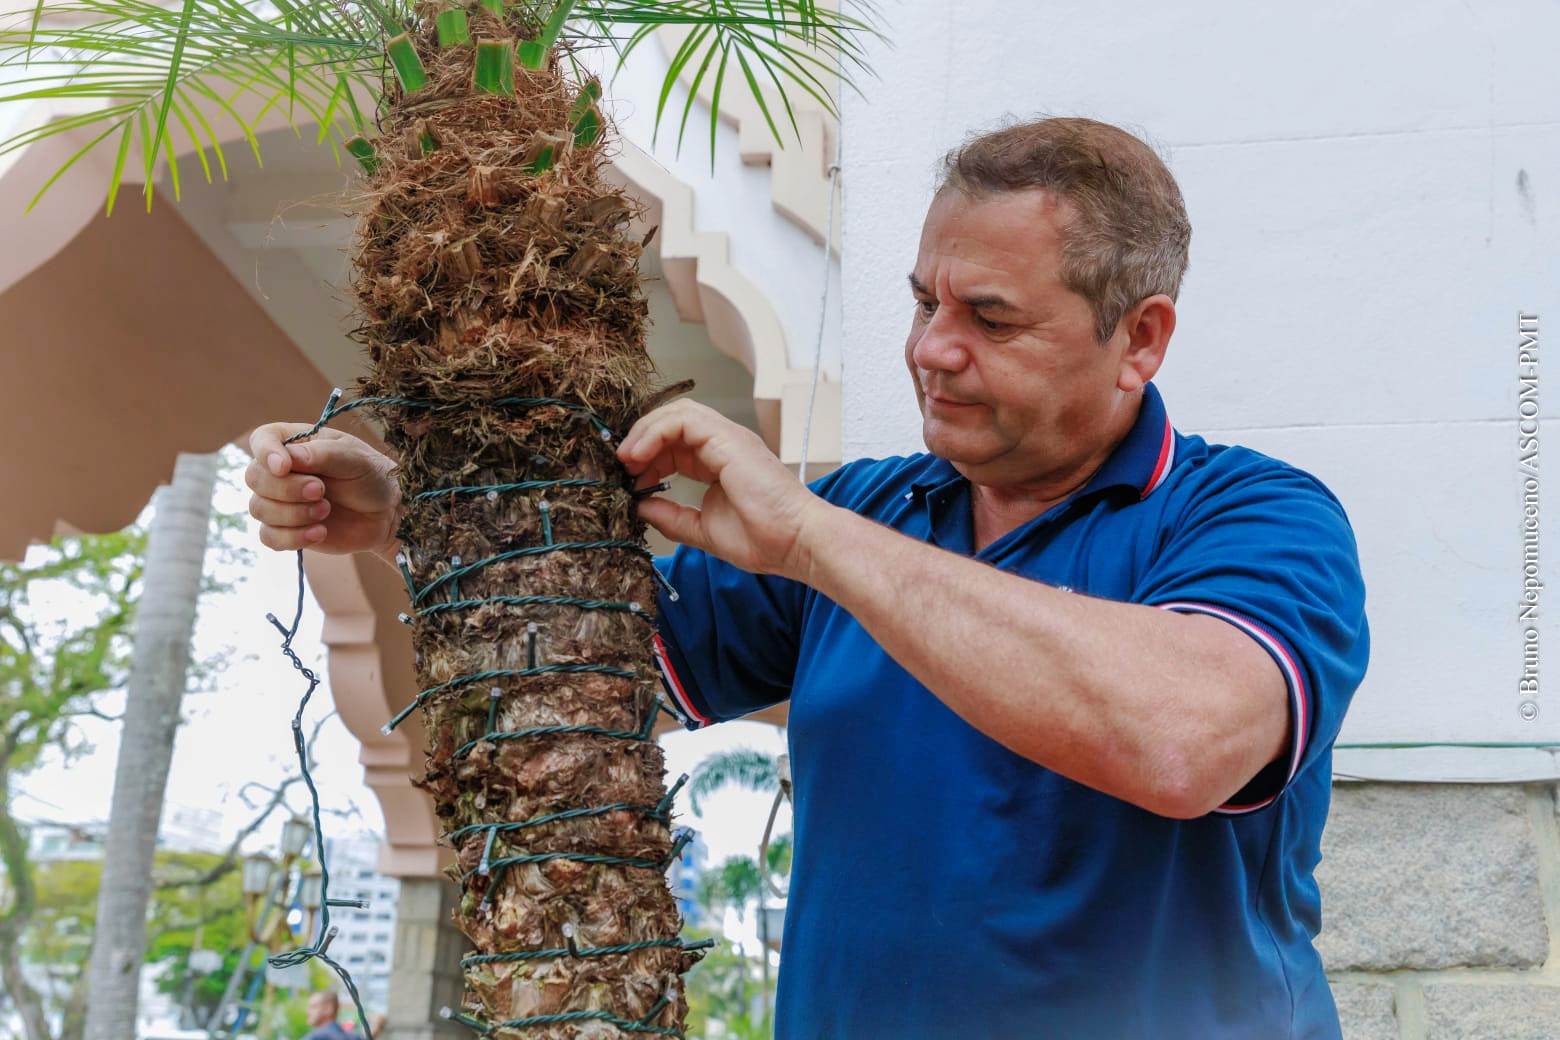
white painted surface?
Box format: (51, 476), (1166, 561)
(600, 42), (843, 381)
(840, 0), (1560, 777)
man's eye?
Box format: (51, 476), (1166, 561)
(978, 315), (1005, 332)
(916, 299), (937, 319)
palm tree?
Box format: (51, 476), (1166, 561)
(687, 748), (792, 1015)
(0, 3), (880, 1036)
(687, 748), (781, 816)
(693, 855), (760, 1025)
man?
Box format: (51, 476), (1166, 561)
(247, 117), (1368, 1038)
(301, 990), (350, 1040)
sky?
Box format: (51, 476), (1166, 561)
(16, 446), (792, 879)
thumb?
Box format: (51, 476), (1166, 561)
(285, 439), (376, 481)
(636, 497), (707, 550)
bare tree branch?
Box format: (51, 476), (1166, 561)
(154, 712), (335, 892)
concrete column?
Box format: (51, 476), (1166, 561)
(385, 878), (467, 1040)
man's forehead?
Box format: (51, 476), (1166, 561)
(914, 188), (1071, 295)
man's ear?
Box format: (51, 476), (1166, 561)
(1115, 294), (1175, 393)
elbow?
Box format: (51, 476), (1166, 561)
(1149, 747), (1224, 821)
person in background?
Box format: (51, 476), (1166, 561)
(302, 990), (350, 1040)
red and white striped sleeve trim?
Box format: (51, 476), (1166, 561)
(652, 632), (711, 728)
(1153, 601), (1309, 814)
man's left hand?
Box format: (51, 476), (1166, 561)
(615, 400), (831, 581)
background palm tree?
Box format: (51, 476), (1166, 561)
(687, 747), (781, 816)
(687, 747), (793, 1016)
(0, 2), (881, 1036)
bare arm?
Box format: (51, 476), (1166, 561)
(615, 400), (1289, 820)
(797, 505), (1288, 818)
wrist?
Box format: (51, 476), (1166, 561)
(788, 499), (849, 588)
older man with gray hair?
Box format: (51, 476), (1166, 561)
(248, 116), (1369, 1039)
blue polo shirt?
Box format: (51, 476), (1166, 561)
(651, 381), (1370, 1039)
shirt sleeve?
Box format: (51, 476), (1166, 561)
(1131, 453), (1370, 815)
(650, 463), (860, 730)
(650, 547), (809, 728)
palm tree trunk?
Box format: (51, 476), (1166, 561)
(354, 17), (697, 1038)
(83, 451), (220, 1040)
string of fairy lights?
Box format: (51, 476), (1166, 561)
(265, 386), (713, 1038)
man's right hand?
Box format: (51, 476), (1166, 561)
(245, 423), (402, 563)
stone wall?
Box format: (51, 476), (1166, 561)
(1323, 782), (1560, 1040)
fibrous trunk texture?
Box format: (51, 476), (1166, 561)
(349, 9), (699, 1038)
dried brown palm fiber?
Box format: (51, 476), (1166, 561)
(345, 16), (703, 1039)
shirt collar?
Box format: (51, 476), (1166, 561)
(909, 381), (1176, 502)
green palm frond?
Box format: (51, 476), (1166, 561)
(687, 747), (780, 815)
(0, 0), (882, 216)
(578, 0), (880, 156)
(0, 0), (394, 212)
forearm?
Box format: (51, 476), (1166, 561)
(798, 503), (1269, 817)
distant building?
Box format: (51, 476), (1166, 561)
(320, 835), (399, 1014)
(158, 804), (223, 854)
(666, 830), (709, 930)
(26, 820), (104, 862)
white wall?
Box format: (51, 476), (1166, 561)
(600, 39), (843, 380)
(840, 0), (1560, 780)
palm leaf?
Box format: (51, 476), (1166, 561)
(0, 0), (391, 211)
(0, 0), (883, 214)
(687, 748), (779, 815)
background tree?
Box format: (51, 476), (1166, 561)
(0, 527), (144, 1040)
(23, 849), (328, 1038)
(0, 452), (252, 1040)
(688, 746), (793, 1008)
(2, 3), (882, 1036)
(680, 930), (756, 1040)
(687, 748), (780, 817)
(85, 451), (221, 1040)
(684, 847), (790, 1038)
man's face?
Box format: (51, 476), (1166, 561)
(904, 187), (1147, 489)
(307, 992), (337, 1028)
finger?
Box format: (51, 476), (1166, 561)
(248, 422), (326, 477)
(249, 493), (330, 529)
(618, 401), (711, 466)
(283, 437), (381, 481)
(245, 458), (326, 503)
(257, 521), (327, 552)
(618, 408), (728, 484)
(636, 496), (707, 550)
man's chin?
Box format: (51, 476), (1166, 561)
(922, 423), (995, 464)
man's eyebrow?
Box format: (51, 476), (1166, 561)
(960, 292), (1023, 314)
(908, 273), (1026, 313)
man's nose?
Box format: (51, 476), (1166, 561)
(911, 307), (971, 372)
